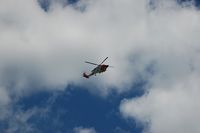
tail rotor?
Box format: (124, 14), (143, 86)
(83, 72), (89, 78)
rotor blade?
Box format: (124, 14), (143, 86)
(100, 57), (108, 65)
(85, 61), (98, 65)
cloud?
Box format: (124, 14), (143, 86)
(0, 105), (48, 133)
(1, 0), (200, 132)
(119, 1), (200, 133)
(73, 126), (97, 133)
(0, 0), (147, 96)
(0, 87), (10, 106)
(120, 74), (200, 133)
(0, 0), (151, 102)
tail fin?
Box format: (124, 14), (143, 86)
(83, 73), (89, 78)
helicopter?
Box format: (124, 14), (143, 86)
(83, 57), (113, 79)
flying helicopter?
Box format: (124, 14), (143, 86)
(83, 57), (113, 78)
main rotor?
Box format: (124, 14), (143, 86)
(85, 57), (113, 67)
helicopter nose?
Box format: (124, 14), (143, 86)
(105, 65), (109, 69)
(105, 65), (109, 70)
(101, 65), (109, 71)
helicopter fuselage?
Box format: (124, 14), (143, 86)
(83, 57), (111, 78)
(92, 64), (109, 74)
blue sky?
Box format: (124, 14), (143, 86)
(14, 84), (144, 133)
(2, 76), (146, 132)
(1, 0), (200, 133)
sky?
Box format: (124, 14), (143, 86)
(1, 0), (200, 133)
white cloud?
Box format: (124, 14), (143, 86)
(0, 0), (150, 100)
(0, 106), (48, 133)
(125, 14), (200, 133)
(73, 126), (97, 133)
(119, 1), (200, 133)
(0, 87), (10, 106)
(1, 0), (200, 132)
(0, 0), (145, 94)
(120, 74), (200, 133)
